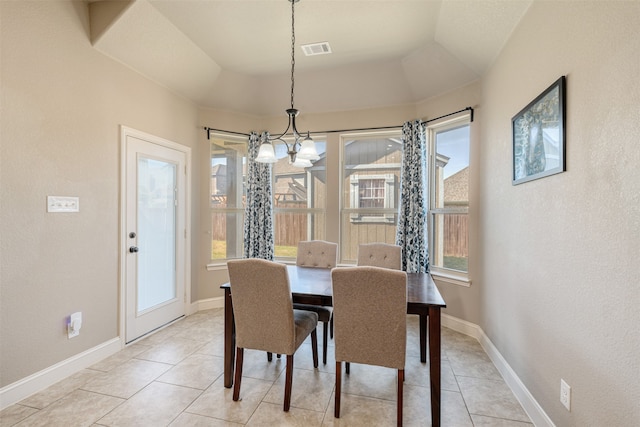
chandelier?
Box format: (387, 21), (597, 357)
(255, 0), (319, 168)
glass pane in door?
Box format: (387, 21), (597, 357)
(137, 157), (177, 312)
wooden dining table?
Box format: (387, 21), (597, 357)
(220, 264), (447, 427)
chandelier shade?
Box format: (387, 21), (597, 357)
(255, 0), (319, 168)
(255, 142), (278, 164)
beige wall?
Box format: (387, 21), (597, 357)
(0, 1), (201, 386)
(478, 1), (639, 425)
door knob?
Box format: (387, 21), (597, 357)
(129, 246), (139, 253)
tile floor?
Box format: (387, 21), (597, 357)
(1, 309), (533, 426)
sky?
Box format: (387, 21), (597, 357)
(436, 125), (470, 179)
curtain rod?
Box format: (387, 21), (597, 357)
(204, 128), (251, 138)
(309, 106), (474, 135)
(204, 106), (473, 140)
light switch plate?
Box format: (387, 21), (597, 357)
(47, 196), (79, 212)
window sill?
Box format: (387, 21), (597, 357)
(207, 259), (297, 271)
(206, 262), (228, 271)
(430, 270), (471, 287)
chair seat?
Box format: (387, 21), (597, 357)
(293, 309), (319, 348)
(293, 304), (332, 322)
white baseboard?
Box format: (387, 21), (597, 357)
(0, 337), (121, 410)
(442, 313), (483, 339)
(190, 296), (224, 314)
(442, 313), (554, 427)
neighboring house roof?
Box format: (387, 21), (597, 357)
(444, 167), (469, 203)
(288, 181), (306, 199)
(211, 163), (226, 176)
(272, 149), (330, 176)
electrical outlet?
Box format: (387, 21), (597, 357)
(560, 379), (571, 410)
(68, 312), (82, 339)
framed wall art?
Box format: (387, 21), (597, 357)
(512, 76), (566, 185)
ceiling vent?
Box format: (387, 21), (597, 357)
(301, 42), (332, 56)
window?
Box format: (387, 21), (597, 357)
(341, 132), (402, 263)
(271, 139), (326, 260)
(210, 119), (472, 281)
(428, 118), (470, 279)
(209, 133), (247, 261)
(208, 133), (326, 263)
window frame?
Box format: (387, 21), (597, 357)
(207, 132), (248, 267)
(339, 130), (403, 264)
(271, 138), (327, 262)
(427, 116), (471, 286)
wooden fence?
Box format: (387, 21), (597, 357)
(212, 195), (468, 256)
(443, 214), (468, 257)
(211, 196), (307, 247)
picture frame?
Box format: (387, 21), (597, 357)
(512, 76), (566, 185)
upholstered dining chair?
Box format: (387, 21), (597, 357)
(293, 240), (338, 364)
(227, 258), (319, 412)
(331, 266), (407, 427)
(357, 242), (402, 270)
(349, 242), (403, 374)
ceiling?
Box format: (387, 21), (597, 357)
(88, 0), (532, 116)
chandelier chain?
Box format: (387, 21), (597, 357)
(254, 0), (318, 168)
(290, 0), (295, 110)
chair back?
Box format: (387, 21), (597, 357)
(227, 258), (296, 355)
(296, 240), (338, 269)
(331, 266), (407, 369)
(357, 243), (402, 270)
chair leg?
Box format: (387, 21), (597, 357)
(346, 362), (350, 375)
(284, 355), (294, 411)
(330, 315), (334, 339)
(322, 321), (329, 364)
(267, 352), (272, 361)
(334, 361), (341, 418)
(397, 369), (404, 427)
(311, 329), (319, 368)
(233, 348), (244, 401)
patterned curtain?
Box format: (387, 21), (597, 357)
(395, 120), (429, 273)
(243, 132), (274, 260)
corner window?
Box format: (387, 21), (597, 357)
(209, 133), (326, 263)
(428, 119), (470, 280)
(209, 133), (247, 261)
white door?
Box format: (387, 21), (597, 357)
(122, 128), (189, 343)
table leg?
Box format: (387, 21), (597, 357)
(224, 288), (235, 388)
(419, 314), (427, 363)
(428, 306), (441, 427)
